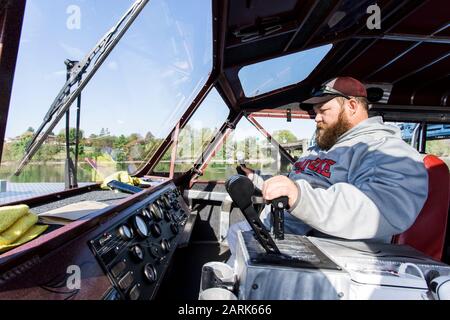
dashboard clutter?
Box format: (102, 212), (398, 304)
(107, 180), (143, 194)
(0, 204), (48, 253)
(38, 201), (110, 225)
(101, 171), (141, 190)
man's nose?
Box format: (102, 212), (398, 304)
(315, 113), (322, 123)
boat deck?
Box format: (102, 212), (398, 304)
(0, 182), (93, 205)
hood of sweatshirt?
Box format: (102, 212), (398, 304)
(336, 116), (402, 144)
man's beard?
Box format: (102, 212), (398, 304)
(315, 108), (352, 151)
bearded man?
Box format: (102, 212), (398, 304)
(226, 76), (429, 264)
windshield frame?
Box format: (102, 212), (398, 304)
(0, 1), (26, 162)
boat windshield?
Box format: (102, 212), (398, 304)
(1, 0), (212, 188)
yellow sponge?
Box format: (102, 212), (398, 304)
(0, 225), (48, 253)
(0, 204), (30, 233)
(0, 213), (38, 246)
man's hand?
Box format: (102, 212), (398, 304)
(238, 165), (255, 178)
(262, 175), (299, 208)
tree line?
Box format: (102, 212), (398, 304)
(2, 126), (300, 175)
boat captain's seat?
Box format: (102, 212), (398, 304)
(392, 154), (450, 261)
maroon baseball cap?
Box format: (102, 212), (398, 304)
(303, 76), (367, 104)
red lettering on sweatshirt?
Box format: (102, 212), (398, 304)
(320, 159), (336, 178)
(294, 158), (336, 178)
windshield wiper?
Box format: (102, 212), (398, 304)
(14, 0), (150, 176)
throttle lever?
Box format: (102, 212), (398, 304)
(271, 196), (289, 240)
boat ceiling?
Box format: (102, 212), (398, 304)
(215, 0), (450, 111)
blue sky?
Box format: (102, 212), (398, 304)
(6, 0), (320, 143)
(7, 0), (213, 139)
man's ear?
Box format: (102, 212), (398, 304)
(347, 98), (359, 115)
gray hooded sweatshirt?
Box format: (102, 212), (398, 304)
(252, 116), (429, 243)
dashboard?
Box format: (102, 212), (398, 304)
(90, 187), (187, 300)
(0, 181), (190, 300)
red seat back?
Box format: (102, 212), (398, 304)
(392, 155), (450, 261)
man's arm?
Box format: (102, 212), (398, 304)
(264, 143), (429, 240)
(238, 165), (267, 190)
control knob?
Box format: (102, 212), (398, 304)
(130, 245), (145, 262)
(143, 263), (158, 283)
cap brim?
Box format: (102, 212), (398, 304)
(302, 94), (338, 105)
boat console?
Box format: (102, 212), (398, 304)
(231, 232), (450, 300)
(197, 175), (450, 300)
(0, 180), (191, 300)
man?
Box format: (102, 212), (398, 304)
(227, 76), (428, 263)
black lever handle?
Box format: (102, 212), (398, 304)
(271, 196), (289, 240)
(225, 175), (281, 255)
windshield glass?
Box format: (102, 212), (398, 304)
(200, 114), (314, 181)
(153, 88), (230, 175)
(1, 0), (212, 189)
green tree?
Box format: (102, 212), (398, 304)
(57, 128), (84, 144)
(273, 130), (297, 144)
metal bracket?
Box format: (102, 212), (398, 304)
(192, 167), (203, 177)
(225, 120), (236, 130)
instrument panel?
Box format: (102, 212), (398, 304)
(90, 187), (188, 300)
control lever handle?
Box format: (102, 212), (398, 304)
(271, 196), (289, 240)
(225, 175), (281, 255)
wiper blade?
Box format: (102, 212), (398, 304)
(15, 0), (150, 176)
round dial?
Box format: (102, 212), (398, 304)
(163, 210), (173, 222)
(133, 215), (149, 238)
(141, 208), (152, 220)
(118, 224), (134, 240)
(162, 195), (171, 209)
(150, 204), (163, 221)
(143, 263), (158, 283)
(150, 223), (162, 238)
(156, 200), (167, 213)
(170, 223), (179, 235)
(131, 245), (144, 261)
(160, 238), (171, 254)
(149, 244), (162, 259)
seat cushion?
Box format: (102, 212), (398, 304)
(392, 155), (449, 261)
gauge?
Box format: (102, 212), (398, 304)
(143, 263), (157, 283)
(156, 199), (166, 210)
(150, 204), (163, 221)
(150, 223), (162, 238)
(162, 195), (171, 209)
(118, 224), (134, 240)
(160, 238), (171, 254)
(163, 210), (173, 222)
(141, 208), (152, 220)
(131, 245), (144, 261)
(148, 244), (162, 260)
(133, 215), (149, 238)
(170, 223), (179, 235)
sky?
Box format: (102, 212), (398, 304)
(6, 0), (320, 144)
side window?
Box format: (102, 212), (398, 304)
(388, 122), (450, 168)
(201, 116), (316, 181)
(386, 122), (418, 143)
(152, 88), (229, 175)
(425, 125), (450, 168)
